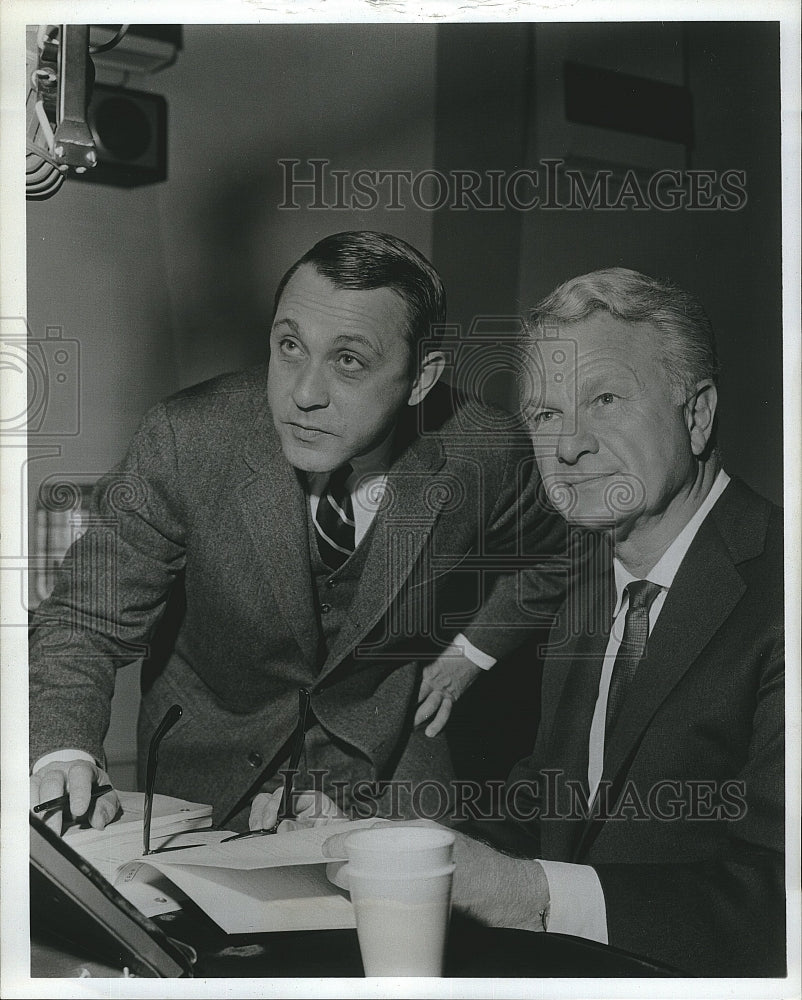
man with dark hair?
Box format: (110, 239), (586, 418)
(29, 231), (566, 832)
(272, 230), (448, 371)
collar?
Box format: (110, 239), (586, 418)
(612, 469), (731, 616)
(306, 432), (394, 497)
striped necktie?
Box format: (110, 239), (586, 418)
(313, 464), (355, 570)
(604, 579), (662, 748)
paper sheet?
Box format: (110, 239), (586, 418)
(59, 791), (217, 918)
(146, 862), (356, 934)
(112, 860), (189, 917)
(84, 830), (231, 917)
(145, 818), (382, 870)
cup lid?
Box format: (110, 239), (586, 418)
(335, 861), (456, 891)
(344, 826), (455, 854)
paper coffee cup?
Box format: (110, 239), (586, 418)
(343, 827), (456, 976)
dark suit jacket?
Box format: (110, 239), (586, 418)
(501, 478), (785, 976)
(29, 368), (566, 825)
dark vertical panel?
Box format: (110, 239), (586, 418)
(432, 25), (544, 794)
(685, 22), (783, 504)
(432, 24), (531, 409)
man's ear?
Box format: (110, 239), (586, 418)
(407, 351), (446, 406)
(685, 381), (718, 456)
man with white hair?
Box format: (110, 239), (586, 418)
(449, 267), (785, 976)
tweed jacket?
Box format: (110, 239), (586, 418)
(502, 477), (785, 976)
(29, 367), (566, 825)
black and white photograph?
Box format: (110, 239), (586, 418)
(1, 1), (799, 996)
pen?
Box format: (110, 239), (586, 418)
(33, 783), (114, 814)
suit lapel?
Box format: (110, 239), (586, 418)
(574, 481), (761, 858)
(536, 535), (615, 858)
(321, 427), (447, 674)
(540, 530), (615, 737)
(540, 626), (609, 859)
(235, 404), (319, 668)
(600, 534), (744, 783)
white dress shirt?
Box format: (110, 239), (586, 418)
(539, 470), (730, 943)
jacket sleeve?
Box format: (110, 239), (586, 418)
(29, 401), (187, 766)
(460, 437), (568, 662)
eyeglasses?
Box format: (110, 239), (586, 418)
(220, 688), (311, 842)
(142, 687), (312, 851)
(142, 703), (183, 855)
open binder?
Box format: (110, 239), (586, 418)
(30, 812), (195, 978)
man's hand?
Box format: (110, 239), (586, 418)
(451, 829), (549, 932)
(249, 788), (348, 833)
(415, 652), (483, 737)
(30, 759), (120, 836)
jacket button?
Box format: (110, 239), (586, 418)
(320, 603), (332, 614)
(325, 578), (336, 589)
(247, 751), (263, 768)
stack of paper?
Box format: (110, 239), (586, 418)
(143, 818), (436, 933)
(63, 789), (213, 856)
(61, 793), (431, 935)
(62, 790), (218, 917)
(144, 819), (386, 933)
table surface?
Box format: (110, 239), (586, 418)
(32, 900), (678, 979)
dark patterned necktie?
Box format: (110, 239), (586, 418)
(604, 579), (663, 747)
(313, 464), (355, 569)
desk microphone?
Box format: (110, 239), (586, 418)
(143, 704), (182, 855)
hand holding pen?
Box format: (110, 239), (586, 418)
(29, 758), (119, 836)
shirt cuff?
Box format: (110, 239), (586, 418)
(454, 633), (497, 670)
(32, 749), (96, 774)
(538, 860), (608, 944)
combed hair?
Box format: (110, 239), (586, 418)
(527, 267), (720, 395)
(274, 231), (446, 362)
